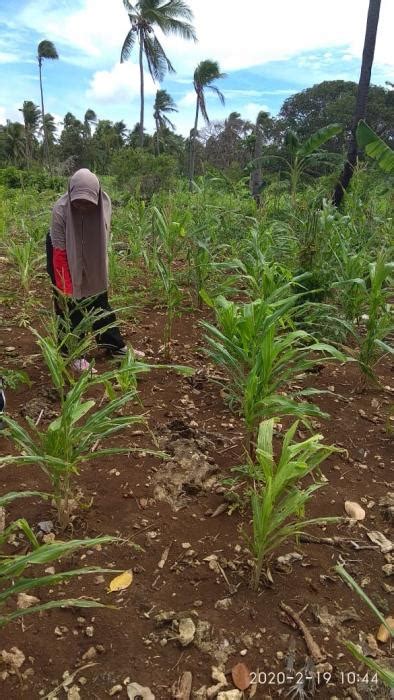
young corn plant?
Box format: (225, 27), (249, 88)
(0, 516), (117, 627)
(6, 232), (45, 293)
(334, 256), (393, 383)
(105, 349), (194, 398)
(152, 206), (185, 354)
(243, 419), (339, 590)
(202, 291), (346, 453)
(2, 370), (146, 528)
(335, 565), (394, 689)
(357, 257), (393, 381)
(33, 297), (126, 400)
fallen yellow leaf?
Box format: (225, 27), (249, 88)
(108, 570), (133, 592)
(376, 615), (394, 643)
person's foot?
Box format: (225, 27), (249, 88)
(71, 358), (98, 374)
(113, 345), (146, 359)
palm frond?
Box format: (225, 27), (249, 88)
(121, 27), (137, 62)
(208, 84), (225, 105)
(144, 32), (175, 81)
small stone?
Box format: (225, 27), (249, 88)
(240, 649), (247, 656)
(178, 618), (196, 647)
(17, 593), (40, 609)
(67, 686), (81, 700)
(109, 685), (123, 696)
(382, 564), (394, 576)
(315, 662), (333, 675)
(82, 646), (97, 660)
(276, 651), (284, 660)
(345, 501), (366, 520)
(215, 598), (233, 610)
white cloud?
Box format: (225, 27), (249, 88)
(87, 62), (156, 104)
(242, 102), (271, 122)
(178, 91), (197, 108)
(0, 51), (19, 63)
(0, 104), (24, 124)
(16, 0), (394, 76)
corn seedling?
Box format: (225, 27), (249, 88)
(6, 230), (45, 293)
(335, 565), (394, 688)
(106, 349), (194, 398)
(243, 419), (340, 590)
(202, 291), (346, 452)
(0, 367), (30, 390)
(152, 207), (186, 353)
(33, 297), (127, 399)
(2, 369), (146, 528)
(0, 506), (118, 628)
(335, 256), (393, 382)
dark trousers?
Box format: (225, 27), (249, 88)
(46, 232), (124, 353)
(54, 291), (124, 353)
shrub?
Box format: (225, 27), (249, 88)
(111, 148), (179, 198)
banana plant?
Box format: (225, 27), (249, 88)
(251, 124), (343, 199)
(356, 120), (394, 173)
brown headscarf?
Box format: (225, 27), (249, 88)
(51, 168), (111, 298)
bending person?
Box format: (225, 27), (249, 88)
(47, 168), (140, 372)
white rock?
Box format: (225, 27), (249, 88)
(217, 692), (242, 700)
(344, 501), (366, 520)
(17, 593), (40, 609)
(179, 617), (196, 647)
(67, 686), (81, 700)
(127, 683), (155, 700)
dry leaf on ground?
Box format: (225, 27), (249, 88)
(231, 661), (251, 690)
(108, 570), (133, 592)
(376, 616), (394, 643)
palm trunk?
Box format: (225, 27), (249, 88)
(155, 117), (160, 155)
(333, 0), (381, 207)
(38, 58), (48, 167)
(188, 98), (199, 191)
(139, 32), (144, 148)
(250, 121), (263, 204)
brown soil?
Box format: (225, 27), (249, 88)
(0, 267), (393, 700)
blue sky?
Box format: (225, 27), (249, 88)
(0, 0), (393, 135)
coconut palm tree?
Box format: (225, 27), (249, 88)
(44, 113), (57, 145)
(37, 40), (59, 164)
(333, 0), (381, 207)
(83, 109), (98, 138)
(19, 101), (41, 167)
(153, 89), (178, 154)
(249, 111), (270, 204)
(121, 0), (196, 148)
(188, 59), (226, 190)
(4, 122), (25, 166)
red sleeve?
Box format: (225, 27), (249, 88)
(53, 247), (73, 295)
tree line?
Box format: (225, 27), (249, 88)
(0, 0), (391, 201)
